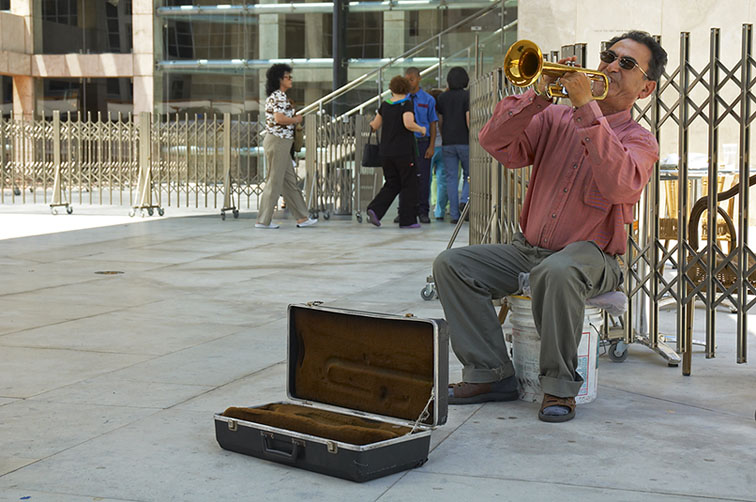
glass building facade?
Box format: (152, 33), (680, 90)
(155, 1), (512, 117)
(1, 1), (514, 119)
(40, 0), (133, 54)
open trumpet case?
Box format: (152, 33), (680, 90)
(214, 303), (449, 482)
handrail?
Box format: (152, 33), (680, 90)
(297, 0), (505, 116)
(336, 19), (517, 120)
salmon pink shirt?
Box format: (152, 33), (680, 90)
(478, 89), (658, 256)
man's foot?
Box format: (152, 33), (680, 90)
(538, 393), (576, 423)
(419, 214), (431, 224)
(367, 209), (381, 227)
(449, 218), (459, 224)
(448, 376), (519, 404)
(255, 222), (280, 229)
(400, 223), (421, 229)
(435, 216), (444, 221)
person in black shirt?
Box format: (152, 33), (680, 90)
(436, 67), (471, 224)
(366, 76), (427, 229)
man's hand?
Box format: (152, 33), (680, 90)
(559, 72), (593, 109)
(536, 56), (576, 95)
(424, 145), (434, 159)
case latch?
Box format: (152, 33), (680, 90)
(228, 419), (238, 432)
(326, 441), (338, 454)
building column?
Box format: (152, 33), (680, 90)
(12, 75), (34, 121)
(383, 11), (407, 60)
(11, 0), (35, 120)
(132, 0), (154, 114)
(304, 1), (325, 108)
(258, 0), (281, 115)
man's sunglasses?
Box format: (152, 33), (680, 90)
(599, 50), (650, 79)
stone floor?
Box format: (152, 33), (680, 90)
(0, 203), (754, 502)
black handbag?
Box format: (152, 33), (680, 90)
(361, 129), (382, 168)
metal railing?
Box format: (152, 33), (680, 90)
(468, 27), (755, 373)
(1, 111), (266, 214)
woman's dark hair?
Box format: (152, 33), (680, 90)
(389, 75), (412, 95)
(606, 31), (668, 81)
(265, 63), (292, 96)
(447, 67), (469, 90)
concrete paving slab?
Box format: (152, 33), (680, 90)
(0, 296), (122, 336)
(422, 388), (756, 500)
(0, 408), (405, 502)
(0, 346), (150, 398)
(175, 362), (289, 413)
(0, 310), (242, 356)
(120, 296), (284, 328)
(104, 323), (288, 386)
(0, 400), (158, 459)
(0, 489), (135, 502)
(0, 457), (37, 477)
(379, 472), (741, 502)
(28, 375), (214, 409)
(6, 276), (173, 309)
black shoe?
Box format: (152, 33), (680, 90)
(419, 215), (431, 224)
(435, 216), (444, 221)
(393, 215), (400, 223)
(450, 218), (459, 224)
(448, 375), (519, 404)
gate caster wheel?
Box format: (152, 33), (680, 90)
(233, 209), (239, 219)
(221, 211), (226, 221)
(51, 208), (58, 215)
(608, 340), (629, 362)
(356, 213), (363, 223)
(66, 206), (73, 214)
(158, 208), (165, 216)
(148, 208), (154, 216)
(323, 211), (330, 220)
(128, 209), (136, 217)
(420, 285), (436, 301)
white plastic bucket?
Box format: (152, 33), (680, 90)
(508, 295), (602, 404)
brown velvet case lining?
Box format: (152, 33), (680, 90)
(222, 404), (412, 445)
(291, 307), (435, 422)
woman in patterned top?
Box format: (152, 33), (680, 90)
(256, 64), (317, 229)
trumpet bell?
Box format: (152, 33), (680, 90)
(504, 40), (543, 87)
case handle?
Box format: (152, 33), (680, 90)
(260, 432), (303, 464)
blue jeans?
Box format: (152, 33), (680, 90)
(443, 144), (470, 220)
(431, 146), (448, 218)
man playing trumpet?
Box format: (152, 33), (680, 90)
(433, 31), (667, 422)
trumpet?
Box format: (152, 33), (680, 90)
(503, 39), (609, 100)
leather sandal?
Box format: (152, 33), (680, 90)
(538, 393), (576, 423)
(448, 376), (519, 405)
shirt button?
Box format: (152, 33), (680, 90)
(585, 137), (591, 142)
(577, 117), (582, 122)
(572, 164), (578, 169)
(551, 214), (557, 218)
(563, 188), (568, 193)
(508, 111), (513, 116)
